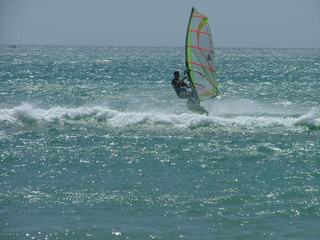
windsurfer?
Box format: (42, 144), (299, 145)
(171, 71), (193, 98)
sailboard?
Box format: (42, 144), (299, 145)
(185, 7), (218, 115)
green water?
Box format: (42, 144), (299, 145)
(1, 46), (319, 239)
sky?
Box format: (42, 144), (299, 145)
(1, 0), (319, 48)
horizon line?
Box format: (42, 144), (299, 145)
(1, 43), (319, 50)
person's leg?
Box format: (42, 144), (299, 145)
(178, 90), (193, 98)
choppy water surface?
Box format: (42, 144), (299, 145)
(1, 46), (319, 239)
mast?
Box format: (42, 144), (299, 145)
(185, 7), (200, 103)
(185, 7), (194, 70)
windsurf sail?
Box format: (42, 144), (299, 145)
(185, 7), (218, 103)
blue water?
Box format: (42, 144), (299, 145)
(1, 46), (319, 240)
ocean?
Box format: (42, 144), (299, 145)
(0, 46), (319, 240)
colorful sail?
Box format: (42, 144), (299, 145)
(185, 7), (218, 103)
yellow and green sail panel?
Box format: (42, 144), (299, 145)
(185, 7), (218, 103)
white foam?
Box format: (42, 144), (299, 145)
(0, 102), (319, 129)
(294, 107), (320, 127)
(205, 98), (304, 116)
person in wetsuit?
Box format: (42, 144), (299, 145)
(171, 71), (193, 98)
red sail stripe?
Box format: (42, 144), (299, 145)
(195, 86), (214, 95)
(188, 61), (214, 72)
(187, 45), (212, 53)
(192, 15), (204, 18)
(188, 30), (210, 35)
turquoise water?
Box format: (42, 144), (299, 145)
(0, 46), (319, 240)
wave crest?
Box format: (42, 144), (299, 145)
(0, 103), (319, 130)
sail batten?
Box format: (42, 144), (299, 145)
(185, 7), (218, 103)
(188, 30), (210, 34)
(188, 61), (215, 72)
(187, 46), (213, 53)
(187, 45), (212, 52)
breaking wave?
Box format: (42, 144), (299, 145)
(0, 102), (319, 130)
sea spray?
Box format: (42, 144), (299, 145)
(1, 46), (319, 240)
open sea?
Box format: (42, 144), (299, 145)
(0, 45), (319, 240)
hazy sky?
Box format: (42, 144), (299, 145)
(1, 0), (319, 48)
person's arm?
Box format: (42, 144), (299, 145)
(181, 77), (191, 88)
(177, 79), (185, 85)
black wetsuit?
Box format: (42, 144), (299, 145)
(171, 78), (189, 97)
